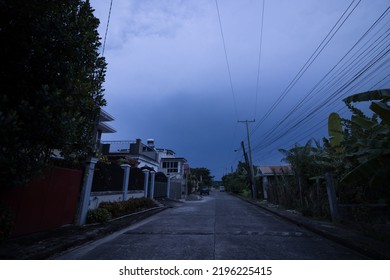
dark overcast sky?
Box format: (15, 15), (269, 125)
(90, 0), (390, 180)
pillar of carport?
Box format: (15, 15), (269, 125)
(143, 170), (149, 198)
(76, 157), (98, 225)
(167, 176), (171, 199)
(149, 171), (156, 199)
(120, 164), (131, 201)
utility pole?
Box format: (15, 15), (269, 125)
(241, 141), (252, 198)
(238, 120), (257, 199)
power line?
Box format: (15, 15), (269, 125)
(215, 0), (239, 121)
(252, 44), (390, 153)
(256, 24), (390, 150)
(250, 0), (361, 136)
(254, 0), (266, 120)
(256, 106), (350, 164)
(102, 0), (113, 56)
(252, 47), (390, 155)
(250, 6), (390, 156)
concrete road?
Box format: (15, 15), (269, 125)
(55, 191), (367, 259)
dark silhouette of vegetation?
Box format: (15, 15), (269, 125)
(0, 0), (107, 188)
(189, 168), (213, 187)
(222, 162), (257, 196)
(272, 89), (389, 226)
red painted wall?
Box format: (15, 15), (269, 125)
(2, 167), (83, 236)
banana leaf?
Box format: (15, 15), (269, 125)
(343, 89), (390, 103)
(328, 112), (343, 147)
(341, 154), (390, 187)
(351, 115), (376, 129)
(370, 101), (390, 125)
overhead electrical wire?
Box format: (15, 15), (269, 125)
(102, 0), (113, 56)
(256, 26), (390, 150)
(215, 0), (240, 121)
(216, 0), (267, 170)
(250, 5), (390, 157)
(215, 0), (266, 122)
(258, 106), (349, 163)
(253, 47), (390, 154)
(254, 0), (266, 120)
(370, 71), (390, 90)
(263, 22), (390, 141)
(252, 48), (390, 155)
(252, 47), (390, 156)
(250, 0), (362, 136)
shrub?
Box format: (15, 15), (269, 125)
(86, 208), (112, 224)
(98, 198), (155, 218)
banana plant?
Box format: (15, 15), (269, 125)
(328, 112), (344, 148)
(343, 89), (390, 125)
(338, 89), (390, 186)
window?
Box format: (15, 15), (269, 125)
(163, 161), (178, 173)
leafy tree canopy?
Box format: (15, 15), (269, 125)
(0, 0), (107, 188)
(190, 167), (213, 186)
(221, 161), (251, 194)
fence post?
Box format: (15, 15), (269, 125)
(143, 170), (150, 198)
(75, 157), (98, 225)
(150, 171), (156, 199)
(121, 164), (131, 201)
(325, 172), (340, 223)
(262, 176), (268, 200)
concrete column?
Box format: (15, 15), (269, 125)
(149, 171), (156, 199)
(120, 164), (131, 201)
(143, 170), (150, 198)
(167, 176), (171, 199)
(76, 157), (98, 225)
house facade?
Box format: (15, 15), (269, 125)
(157, 148), (188, 179)
(101, 138), (189, 178)
(257, 165), (293, 199)
(100, 138), (189, 199)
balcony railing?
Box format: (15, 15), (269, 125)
(101, 140), (136, 154)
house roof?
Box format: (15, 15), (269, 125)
(98, 109), (116, 133)
(258, 165), (292, 176)
(99, 109), (115, 122)
(98, 122), (116, 133)
(161, 157), (187, 163)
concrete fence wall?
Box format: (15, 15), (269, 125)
(88, 191), (145, 210)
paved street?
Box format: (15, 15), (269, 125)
(55, 191), (367, 260)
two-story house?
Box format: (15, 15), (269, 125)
(101, 138), (160, 171)
(157, 148), (189, 179)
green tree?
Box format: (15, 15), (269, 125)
(222, 162), (250, 194)
(0, 0), (106, 188)
(190, 167), (213, 187)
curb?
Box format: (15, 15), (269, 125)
(42, 206), (168, 260)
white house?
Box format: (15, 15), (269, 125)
(157, 148), (189, 179)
